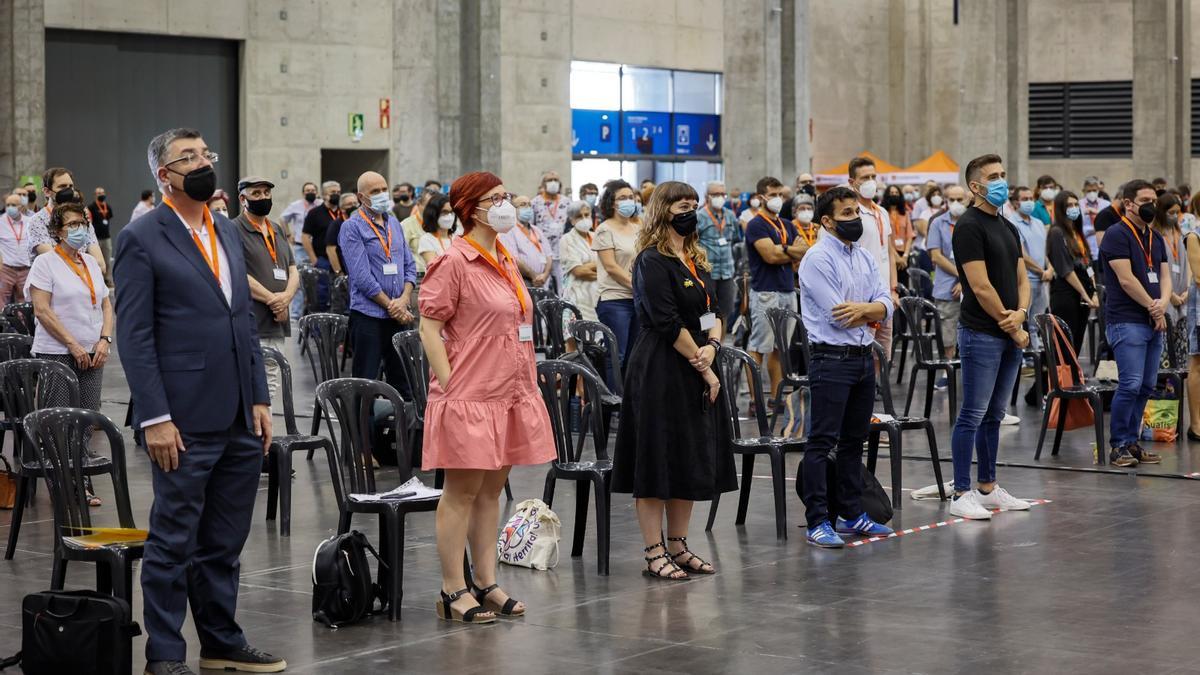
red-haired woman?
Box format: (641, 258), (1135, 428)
(419, 171), (554, 623)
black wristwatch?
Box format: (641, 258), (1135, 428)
(707, 338), (722, 351)
(99, 335), (113, 344)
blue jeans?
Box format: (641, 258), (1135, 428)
(314, 256), (332, 311)
(596, 297), (639, 366)
(951, 328), (1022, 492)
(290, 244), (309, 319)
(1106, 322), (1163, 448)
(801, 351), (873, 527)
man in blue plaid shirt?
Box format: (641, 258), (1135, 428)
(696, 180), (742, 326)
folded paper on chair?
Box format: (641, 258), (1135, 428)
(62, 526), (149, 548)
(350, 476), (442, 503)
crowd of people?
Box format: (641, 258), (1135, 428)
(0, 125), (1194, 674)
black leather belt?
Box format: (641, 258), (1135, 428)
(811, 343), (872, 357)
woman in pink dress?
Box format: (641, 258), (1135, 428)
(419, 171), (554, 624)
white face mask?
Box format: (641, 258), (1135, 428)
(930, 195), (944, 207)
(857, 179), (878, 200)
(766, 196), (784, 214)
(483, 200), (517, 233)
(545, 180), (560, 195)
(1040, 187), (1058, 202)
(709, 196), (726, 210)
(437, 213), (455, 230)
(948, 201), (967, 218)
(573, 218), (591, 233)
(749, 197), (761, 209)
(1085, 191), (1099, 202)
(796, 209), (814, 224)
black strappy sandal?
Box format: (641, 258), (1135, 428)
(435, 588), (496, 624)
(471, 584), (525, 617)
(643, 540), (688, 580)
(667, 536), (715, 575)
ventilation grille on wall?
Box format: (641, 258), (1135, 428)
(1029, 81), (1132, 159)
(1191, 78), (1200, 156)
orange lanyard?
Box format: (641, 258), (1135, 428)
(682, 255), (711, 310)
(794, 219), (817, 246)
(163, 196), (220, 285)
(5, 215), (23, 244)
(706, 205), (725, 233)
(463, 237), (529, 317)
(546, 195), (559, 220)
(1121, 215), (1154, 268)
(413, 209), (424, 227)
(518, 223), (543, 252)
(254, 216), (279, 266)
(1167, 230), (1180, 261)
(54, 244), (96, 306)
(759, 210), (789, 246)
(96, 202), (110, 219)
(359, 208), (393, 261)
(326, 206), (341, 221)
(866, 202), (887, 247)
(1074, 230), (1089, 261)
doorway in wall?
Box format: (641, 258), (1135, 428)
(320, 150), (390, 196)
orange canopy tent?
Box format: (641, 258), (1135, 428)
(883, 150), (960, 185)
(813, 151), (904, 186)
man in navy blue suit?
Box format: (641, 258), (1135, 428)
(114, 128), (286, 675)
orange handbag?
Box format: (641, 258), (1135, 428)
(1047, 318), (1094, 431)
(0, 455), (17, 510)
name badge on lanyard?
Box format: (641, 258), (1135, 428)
(1172, 263), (1181, 275)
(699, 312), (717, 331)
(716, 237), (728, 246)
(1147, 271), (1159, 284)
(382, 263), (399, 276)
(518, 324), (533, 341)
(273, 268), (287, 281)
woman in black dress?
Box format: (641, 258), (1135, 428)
(613, 181), (737, 580)
(1046, 190), (1098, 354)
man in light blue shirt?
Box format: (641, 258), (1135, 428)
(340, 171), (418, 392)
(696, 180), (741, 325)
(1007, 185), (1051, 352)
(796, 186), (893, 548)
(926, 185), (968, 360)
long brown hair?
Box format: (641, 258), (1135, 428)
(636, 181), (710, 271)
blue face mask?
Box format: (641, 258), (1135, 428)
(65, 226), (90, 250)
(616, 199), (636, 218)
(369, 192), (391, 213)
(517, 206), (534, 224)
(1018, 200), (1035, 215)
(1065, 206), (1081, 221)
(4, 206), (18, 219)
(978, 178), (1008, 208)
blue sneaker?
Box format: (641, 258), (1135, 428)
(935, 377), (948, 390)
(835, 513), (895, 537)
(806, 522), (845, 548)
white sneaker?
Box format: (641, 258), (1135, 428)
(949, 490), (993, 520)
(975, 485), (1030, 511)
(1000, 414), (1020, 426)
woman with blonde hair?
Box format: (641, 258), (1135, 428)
(612, 181), (737, 580)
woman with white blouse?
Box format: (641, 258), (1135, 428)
(558, 200), (599, 321)
(417, 192), (459, 266)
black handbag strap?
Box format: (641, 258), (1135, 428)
(0, 651), (19, 669)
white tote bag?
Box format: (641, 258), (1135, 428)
(497, 498), (561, 570)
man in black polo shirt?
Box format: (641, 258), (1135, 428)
(301, 180), (341, 310)
(948, 154), (1032, 521)
(86, 186), (115, 287)
(1099, 179), (1168, 467)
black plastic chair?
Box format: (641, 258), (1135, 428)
(299, 313), (349, 440)
(536, 298), (582, 360)
(1010, 343), (1046, 407)
(899, 296), (960, 421)
(261, 346), (336, 536)
(569, 320), (625, 398)
(2, 302), (34, 335)
(765, 306), (808, 435)
(906, 268), (933, 300)
(0, 359), (111, 560)
(0, 334), (33, 459)
(24, 408), (143, 604)
(1035, 314), (1111, 464)
(867, 342), (946, 508)
(537, 360), (613, 575)
(891, 285), (917, 383)
(330, 274), (351, 316)
(316, 377), (436, 621)
(298, 264), (331, 315)
(1159, 315), (1188, 439)
(705, 347), (804, 540)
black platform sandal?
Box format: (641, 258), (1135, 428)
(643, 541), (688, 580)
(471, 584), (525, 617)
(435, 588), (496, 624)
(667, 536), (715, 574)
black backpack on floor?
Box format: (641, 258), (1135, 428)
(312, 531), (389, 628)
(0, 590), (142, 674)
(795, 459), (894, 525)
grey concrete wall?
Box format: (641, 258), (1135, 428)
(0, 0), (45, 192)
(722, 0), (779, 191)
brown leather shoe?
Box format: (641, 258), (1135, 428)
(1129, 443), (1161, 464)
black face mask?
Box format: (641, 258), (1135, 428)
(304, 192), (317, 203)
(397, 194), (411, 204)
(169, 165), (217, 202)
(830, 216), (864, 242)
(328, 193), (341, 208)
(670, 209), (698, 236)
(245, 198), (273, 217)
(96, 194), (106, 203)
(1137, 202), (1157, 226)
(882, 194), (905, 209)
(800, 184), (816, 197)
(54, 187), (79, 204)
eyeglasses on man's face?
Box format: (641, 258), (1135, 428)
(165, 150), (219, 168)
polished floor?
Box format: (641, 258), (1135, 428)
(1, 339), (1200, 674)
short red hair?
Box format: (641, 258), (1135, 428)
(449, 171), (502, 233)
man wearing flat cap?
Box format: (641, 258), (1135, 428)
(235, 176), (298, 407)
